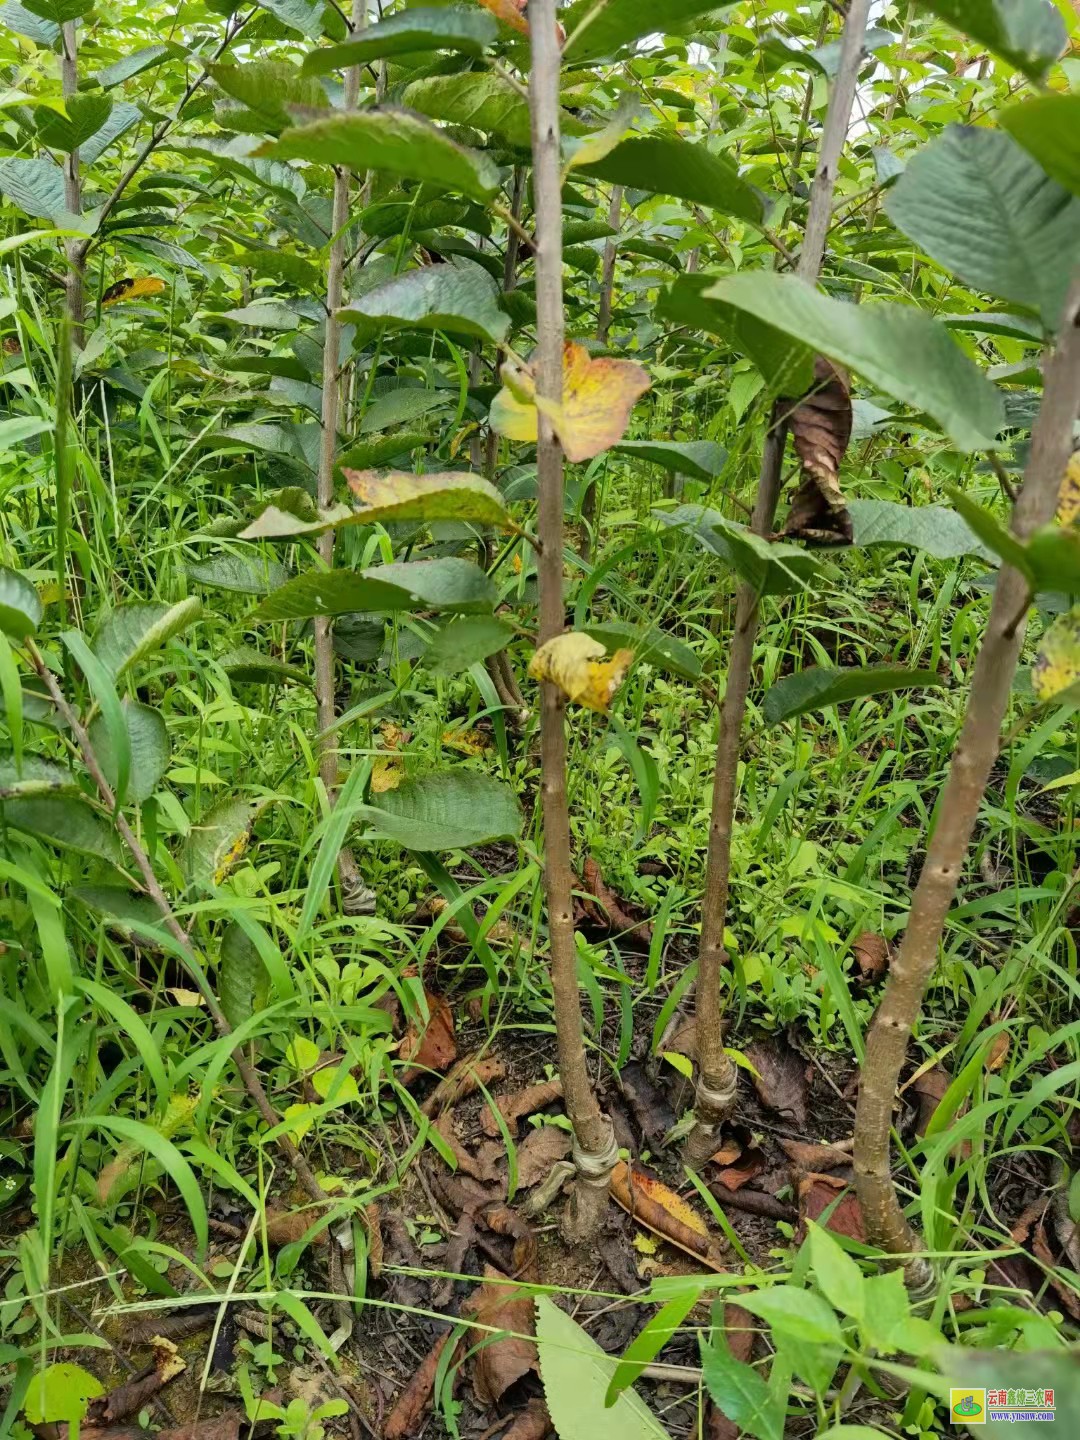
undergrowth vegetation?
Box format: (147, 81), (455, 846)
(1, 1), (1080, 1438)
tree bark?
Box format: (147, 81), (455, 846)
(596, 184), (622, 345)
(530, 0), (617, 1242)
(686, 0), (873, 1166)
(854, 278), (1080, 1281)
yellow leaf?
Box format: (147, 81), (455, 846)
(102, 276), (166, 306)
(442, 726), (490, 756)
(1033, 604), (1080, 703)
(380, 722), (410, 750)
(490, 342), (651, 463)
(371, 755), (404, 793)
(1058, 451), (1080, 526)
(475, 0), (529, 33)
(166, 987), (205, 1007)
(632, 1232), (660, 1254)
(528, 632), (633, 712)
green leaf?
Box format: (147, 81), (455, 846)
(736, 1286), (844, 1347)
(358, 387), (454, 433)
(0, 416), (54, 451)
(807, 1222), (865, 1322)
(361, 771), (522, 851)
(338, 432), (431, 470)
(578, 135), (764, 226)
(403, 72), (532, 148)
(91, 598), (202, 680)
(0, 566), (42, 640)
(23, 0), (92, 21)
(96, 44), (171, 89)
(253, 0), (322, 38)
(0, 157), (85, 229)
(342, 259), (510, 345)
(563, 0), (734, 60)
(946, 488), (1033, 579)
(1033, 604), (1080, 704)
(534, 1294), (669, 1440)
(0, 1), (59, 45)
(657, 274), (814, 392)
(657, 505), (822, 596)
(915, 0), (1065, 82)
(0, 755), (77, 799)
(858, 1270), (912, 1355)
(23, 1364), (103, 1425)
(701, 1334), (782, 1440)
(848, 499), (994, 561)
(0, 795), (124, 863)
(218, 921), (270, 1028)
(208, 59), (328, 134)
(255, 558), (497, 621)
(304, 7), (497, 73)
(763, 666), (945, 726)
(1024, 524), (1080, 593)
(938, 1347), (1080, 1435)
(188, 553), (291, 596)
(243, 470), (513, 538)
(183, 796), (271, 889)
(426, 615), (515, 676)
(218, 644), (312, 687)
(607, 1288), (699, 1405)
(1002, 94), (1080, 200)
(706, 273), (1005, 451)
(80, 102), (141, 166)
(37, 93), (113, 153)
(70, 884), (171, 946)
(582, 623), (702, 682)
(613, 440), (727, 481)
(88, 700), (170, 805)
(885, 125), (1080, 331)
(262, 109), (501, 202)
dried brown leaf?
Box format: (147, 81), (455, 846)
(499, 1399), (552, 1440)
(713, 1149), (766, 1192)
(158, 1421), (243, 1440)
(364, 1203), (383, 1279)
(481, 1079), (564, 1138)
(779, 1138), (852, 1173)
(400, 989), (457, 1083)
(610, 1161), (727, 1270)
(263, 1206), (328, 1247)
(581, 858), (652, 945)
(435, 1112), (503, 1184)
(385, 1331), (460, 1440)
(784, 355), (853, 544)
(852, 931), (890, 981)
(745, 1038), (809, 1127)
(515, 1126), (572, 1189)
(797, 1171), (866, 1243)
(986, 1031), (1011, 1072)
(421, 1055), (506, 1118)
(1033, 1221), (1080, 1319)
(466, 1265), (538, 1407)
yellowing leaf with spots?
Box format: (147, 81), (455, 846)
(1057, 452), (1080, 526)
(102, 276), (166, 306)
(442, 726), (490, 755)
(1033, 604), (1080, 703)
(475, 0), (528, 34)
(371, 755), (404, 793)
(528, 632), (633, 712)
(490, 342), (651, 463)
(345, 469), (516, 530)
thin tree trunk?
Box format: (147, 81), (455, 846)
(60, 21), (84, 342)
(530, 0), (617, 1242)
(686, 0), (873, 1167)
(596, 185), (622, 346)
(854, 277), (1080, 1283)
(314, 0), (370, 914)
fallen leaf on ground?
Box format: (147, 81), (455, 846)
(709, 1184), (795, 1222)
(158, 1419), (242, 1440)
(87, 1338), (185, 1425)
(618, 1061), (676, 1144)
(745, 1038), (809, 1127)
(400, 989), (457, 1083)
(783, 355), (853, 544)
(385, 1331), (461, 1440)
(713, 1147), (766, 1192)
(364, 1203), (383, 1278)
(129, 1307), (216, 1343)
(1032, 1222), (1080, 1319)
(435, 1112), (503, 1184)
(482, 1078), (564, 1137)
(262, 1205), (327, 1247)
(852, 931), (890, 981)
(797, 1171), (866, 1242)
(610, 1161), (727, 1270)
(909, 1064), (951, 1137)
(581, 857), (651, 944)
(529, 633), (633, 713)
(442, 725), (491, 756)
(421, 1055), (507, 1118)
(500, 1399), (552, 1440)
(466, 1265), (539, 1406)
(515, 1126), (572, 1188)
(779, 1138), (852, 1173)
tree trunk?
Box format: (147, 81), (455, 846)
(530, 0), (617, 1243)
(686, 0), (874, 1166)
(854, 277), (1080, 1284)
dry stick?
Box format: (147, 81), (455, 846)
(313, 0), (370, 914)
(854, 278), (1080, 1285)
(530, 0), (618, 1243)
(686, 0), (873, 1168)
(24, 644), (331, 1214)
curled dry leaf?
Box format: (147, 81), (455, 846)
(783, 355), (853, 545)
(263, 1205), (328, 1247)
(779, 1138), (852, 1174)
(797, 1171), (866, 1243)
(852, 930), (890, 981)
(490, 342), (651, 463)
(400, 989), (457, 1083)
(986, 1031), (1011, 1072)
(515, 1125), (572, 1188)
(528, 633), (633, 712)
(364, 1203), (383, 1279)
(610, 1161), (727, 1270)
(421, 1054), (507, 1117)
(745, 1038), (809, 1128)
(434, 1111), (503, 1184)
(1032, 1222), (1080, 1320)
(713, 1148), (766, 1192)
(481, 1078), (564, 1137)
(87, 1338), (185, 1425)
(466, 1265), (539, 1407)
(500, 1399), (552, 1440)
(581, 857), (652, 944)
(385, 1331), (461, 1440)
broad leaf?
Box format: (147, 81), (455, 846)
(88, 700), (169, 805)
(613, 440), (727, 481)
(763, 665), (944, 726)
(0, 756), (77, 799)
(341, 259), (510, 345)
(23, 0), (92, 21)
(0, 158), (86, 229)
(607, 1288), (700, 1405)
(80, 102), (141, 166)
(0, 795), (124, 863)
(577, 135), (764, 226)
(0, 566), (42, 639)
(256, 558), (497, 620)
(807, 1223), (866, 1322)
(658, 274), (814, 392)
(91, 598), (202, 679)
(0, 1), (59, 45)
(218, 922), (270, 1028)
(304, 7), (497, 73)
(361, 771), (522, 850)
(262, 109), (501, 202)
(183, 797), (271, 888)
(241, 470), (514, 537)
(885, 125), (1080, 330)
(218, 645), (311, 686)
(1033, 607), (1080, 705)
(736, 1286), (843, 1348)
(1001, 94), (1080, 200)
(403, 73), (532, 149)
(208, 60), (327, 134)
(529, 633), (634, 712)
(96, 44), (171, 89)
(701, 1334), (782, 1440)
(563, 0), (733, 60)
(704, 273), (1005, 451)
(358, 388), (454, 433)
(188, 554), (291, 596)
(916, 0), (1065, 82)
(582, 622), (702, 681)
(847, 499), (994, 561)
(252, 0), (322, 37)
(23, 1364), (103, 1425)
(534, 1295), (668, 1440)
(37, 93), (113, 153)
(426, 615), (515, 676)
(657, 505), (822, 596)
